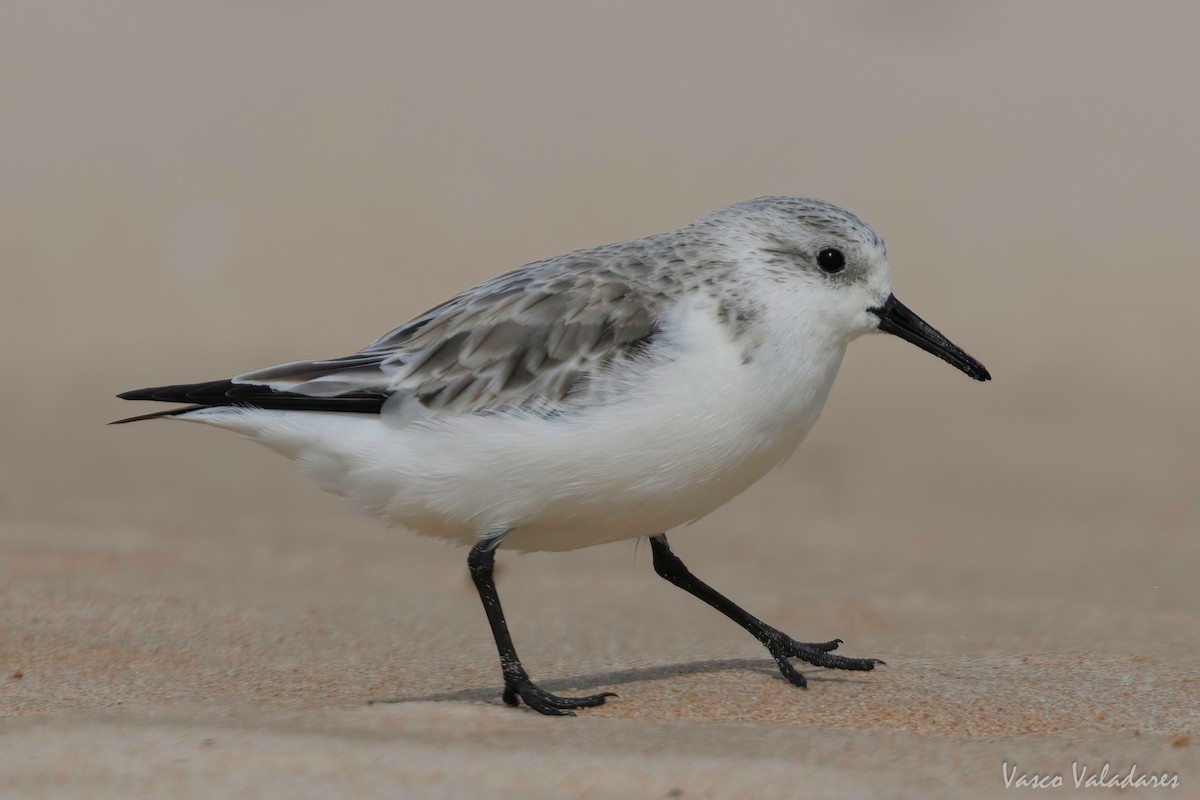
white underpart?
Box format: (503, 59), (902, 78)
(178, 291), (852, 552)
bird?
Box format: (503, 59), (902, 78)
(115, 196), (990, 715)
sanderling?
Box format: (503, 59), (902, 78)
(116, 196), (990, 715)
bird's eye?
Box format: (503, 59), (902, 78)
(817, 248), (846, 274)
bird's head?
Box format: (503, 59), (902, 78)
(698, 196), (991, 381)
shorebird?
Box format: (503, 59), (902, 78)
(117, 197), (990, 715)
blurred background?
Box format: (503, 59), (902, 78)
(1, 1), (1197, 793)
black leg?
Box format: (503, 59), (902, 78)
(467, 539), (616, 716)
(648, 534), (883, 687)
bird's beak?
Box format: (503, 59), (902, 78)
(869, 294), (991, 381)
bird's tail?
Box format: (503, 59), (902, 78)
(112, 379), (387, 424)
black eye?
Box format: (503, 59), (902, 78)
(817, 248), (846, 274)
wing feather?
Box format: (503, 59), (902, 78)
(234, 253), (665, 416)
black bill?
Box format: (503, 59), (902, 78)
(869, 294), (991, 381)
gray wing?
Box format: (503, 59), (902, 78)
(236, 254), (664, 416)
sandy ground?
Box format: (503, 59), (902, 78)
(2, 3), (1198, 797)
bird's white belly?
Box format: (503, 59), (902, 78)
(417, 410), (809, 551)
(189, 305), (846, 552)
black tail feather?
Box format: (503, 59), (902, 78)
(109, 405), (209, 425)
(114, 379), (387, 423)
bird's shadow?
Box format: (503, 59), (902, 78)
(370, 657), (870, 706)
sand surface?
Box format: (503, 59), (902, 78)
(2, 3), (1198, 797)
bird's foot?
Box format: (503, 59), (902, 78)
(501, 669), (617, 716)
(760, 634), (885, 688)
